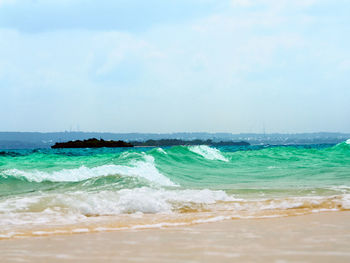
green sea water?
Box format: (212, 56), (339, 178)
(0, 141), (349, 238)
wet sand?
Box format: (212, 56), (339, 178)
(1, 212), (350, 262)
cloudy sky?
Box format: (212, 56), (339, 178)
(0, 0), (349, 133)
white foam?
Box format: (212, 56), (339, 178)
(193, 216), (231, 223)
(346, 139), (350, 145)
(0, 232), (21, 238)
(130, 222), (188, 229)
(3, 155), (175, 186)
(32, 231), (52, 235)
(156, 148), (167, 154)
(259, 200), (304, 210)
(189, 145), (228, 162)
(64, 187), (233, 215)
(2, 186), (350, 234)
(4, 190), (349, 225)
(237, 195), (350, 211)
(72, 228), (89, 233)
(0, 187), (234, 224)
(341, 194), (350, 209)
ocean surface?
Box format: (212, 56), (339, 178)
(1, 140), (350, 239)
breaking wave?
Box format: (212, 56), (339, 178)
(189, 145), (228, 162)
(1, 155), (175, 186)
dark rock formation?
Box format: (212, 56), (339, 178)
(51, 138), (133, 149)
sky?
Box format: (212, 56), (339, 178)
(0, 0), (349, 133)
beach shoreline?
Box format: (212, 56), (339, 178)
(1, 211), (350, 262)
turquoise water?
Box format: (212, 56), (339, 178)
(0, 141), (349, 238)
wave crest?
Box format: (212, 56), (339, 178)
(189, 145), (228, 162)
(1, 155), (175, 186)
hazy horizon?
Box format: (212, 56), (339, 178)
(1, 130), (350, 134)
(1, 0), (349, 133)
(0, 130), (349, 136)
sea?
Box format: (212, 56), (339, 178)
(0, 140), (349, 239)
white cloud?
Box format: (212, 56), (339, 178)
(0, 0), (349, 132)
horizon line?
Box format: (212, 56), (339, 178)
(0, 131), (349, 135)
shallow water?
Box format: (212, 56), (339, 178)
(0, 141), (349, 238)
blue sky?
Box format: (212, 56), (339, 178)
(0, 0), (349, 133)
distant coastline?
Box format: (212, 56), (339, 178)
(50, 138), (250, 148)
(0, 131), (348, 149)
(130, 139), (250, 147)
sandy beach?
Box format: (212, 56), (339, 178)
(1, 212), (350, 262)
